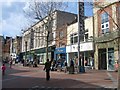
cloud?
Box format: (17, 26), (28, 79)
(1, 12), (30, 37)
(1, 1), (33, 37)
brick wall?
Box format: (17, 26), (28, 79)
(56, 24), (67, 48)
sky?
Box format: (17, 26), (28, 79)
(0, 0), (93, 38)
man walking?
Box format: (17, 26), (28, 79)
(43, 59), (51, 81)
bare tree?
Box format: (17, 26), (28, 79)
(23, 1), (68, 60)
(24, 1), (68, 22)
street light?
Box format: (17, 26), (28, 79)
(24, 41), (27, 66)
(46, 30), (50, 60)
(77, 1), (85, 73)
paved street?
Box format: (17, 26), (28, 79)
(2, 63), (118, 90)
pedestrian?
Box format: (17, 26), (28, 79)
(9, 59), (13, 68)
(51, 60), (56, 71)
(22, 59), (24, 66)
(43, 59), (51, 81)
(1, 63), (6, 76)
(115, 61), (118, 72)
(64, 61), (67, 73)
(84, 59), (87, 66)
(70, 59), (74, 74)
(90, 57), (94, 69)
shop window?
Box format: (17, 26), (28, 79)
(108, 48), (114, 71)
(80, 35), (84, 42)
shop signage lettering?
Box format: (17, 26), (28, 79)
(57, 49), (64, 52)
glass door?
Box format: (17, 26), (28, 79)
(108, 48), (114, 71)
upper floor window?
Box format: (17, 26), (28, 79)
(59, 31), (64, 39)
(70, 33), (78, 44)
(59, 42), (65, 47)
(101, 12), (109, 24)
(85, 33), (88, 40)
(101, 12), (109, 34)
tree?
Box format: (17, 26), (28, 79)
(23, 1), (68, 61)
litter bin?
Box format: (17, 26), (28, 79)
(79, 66), (85, 73)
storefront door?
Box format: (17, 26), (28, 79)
(98, 49), (107, 70)
(108, 48), (114, 71)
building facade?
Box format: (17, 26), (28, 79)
(54, 24), (67, 62)
(0, 36), (4, 61)
(94, 1), (120, 71)
(2, 36), (11, 62)
(22, 10), (77, 64)
(66, 17), (94, 67)
(10, 36), (22, 62)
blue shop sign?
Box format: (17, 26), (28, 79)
(55, 47), (66, 54)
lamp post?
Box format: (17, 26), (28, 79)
(25, 41), (27, 66)
(46, 31), (49, 60)
(78, 1), (85, 73)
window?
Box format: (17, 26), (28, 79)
(105, 28), (109, 33)
(59, 31), (64, 39)
(80, 35), (84, 42)
(106, 23), (108, 27)
(70, 37), (73, 44)
(101, 12), (109, 34)
(70, 33), (78, 44)
(30, 29), (34, 49)
(102, 28), (109, 34)
(85, 33), (88, 40)
(52, 19), (56, 27)
(102, 25), (104, 28)
(101, 12), (109, 24)
(74, 36), (78, 43)
(59, 42), (65, 47)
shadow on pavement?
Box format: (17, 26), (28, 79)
(2, 73), (110, 89)
(2, 64), (117, 90)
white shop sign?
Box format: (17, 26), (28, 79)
(66, 42), (94, 53)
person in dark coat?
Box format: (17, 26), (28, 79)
(43, 59), (51, 81)
(70, 59), (74, 74)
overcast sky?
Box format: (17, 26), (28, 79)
(0, 0), (93, 38)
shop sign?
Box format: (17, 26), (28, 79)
(66, 42), (94, 53)
(55, 47), (66, 54)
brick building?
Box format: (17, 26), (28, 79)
(94, 1), (120, 71)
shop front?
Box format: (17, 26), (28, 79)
(35, 46), (55, 64)
(96, 41), (118, 71)
(66, 42), (94, 67)
(54, 47), (66, 61)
